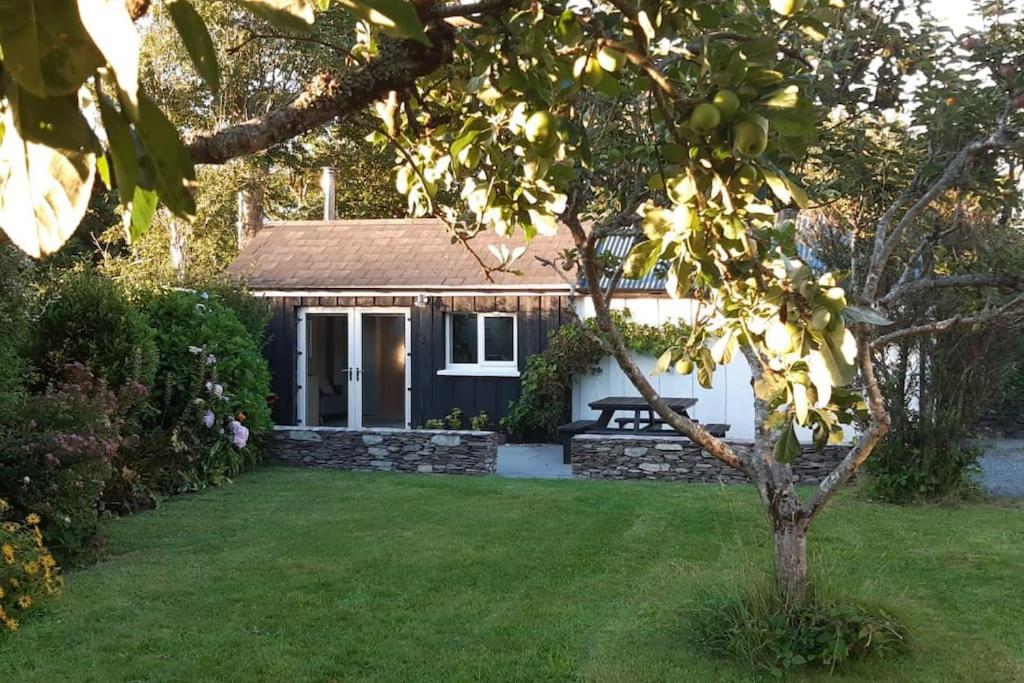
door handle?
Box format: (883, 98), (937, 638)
(356, 368), (361, 381)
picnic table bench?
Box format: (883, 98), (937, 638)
(557, 396), (729, 463)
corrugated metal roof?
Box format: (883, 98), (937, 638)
(581, 233), (826, 294)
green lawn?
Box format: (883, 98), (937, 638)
(1, 467), (1021, 682)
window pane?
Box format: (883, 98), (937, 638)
(483, 316), (514, 362)
(450, 314), (478, 363)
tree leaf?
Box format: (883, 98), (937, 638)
(7, 77), (95, 151)
(233, 0), (315, 32)
(76, 0), (140, 115)
(334, 0), (430, 45)
(98, 92), (139, 207)
(653, 348), (673, 375)
(623, 239), (660, 278)
(127, 186), (158, 244)
(0, 0), (103, 97)
(762, 167), (809, 208)
(665, 258), (692, 299)
(0, 109), (95, 257)
(792, 382), (809, 425)
(167, 0), (220, 95)
(773, 420), (800, 464)
(842, 304), (894, 326)
(135, 91), (196, 218)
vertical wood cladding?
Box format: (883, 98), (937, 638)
(263, 294), (571, 427)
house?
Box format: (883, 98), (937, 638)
(228, 217), (576, 431)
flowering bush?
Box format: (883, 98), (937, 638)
(0, 364), (138, 560)
(0, 499), (62, 635)
(140, 290), (271, 492)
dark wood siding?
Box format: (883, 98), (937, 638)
(262, 294), (572, 427)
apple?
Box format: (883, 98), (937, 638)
(597, 46), (627, 72)
(524, 111), (557, 146)
(764, 319), (798, 354)
(770, 0), (807, 16)
(733, 164), (759, 187)
(732, 121), (768, 156)
(999, 64), (1015, 79)
(689, 102), (722, 135)
(809, 308), (832, 331)
(574, 55), (604, 87)
(675, 358), (694, 375)
(712, 89), (741, 121)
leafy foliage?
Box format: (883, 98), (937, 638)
(693, 586), (907, 676)
(31, 268), (159, 392)
(139, 289), (271, 491)
(0, 363), (142, 561)
(866, 412), (982, 504)
(0, 245), (32, 425)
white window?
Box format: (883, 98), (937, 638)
(438, 313), (519, 377)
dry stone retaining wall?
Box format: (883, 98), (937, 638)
(268, 427), (497, 475)
(571, 434), (847, 484)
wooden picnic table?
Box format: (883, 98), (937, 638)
(588, 396), (698, 433)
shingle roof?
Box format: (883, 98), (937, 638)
(227, 218), (576, 291)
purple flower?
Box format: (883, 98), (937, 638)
(228, 420), (249, 449)
(205, 354), (216, 365)
(202, 410), (215, 428)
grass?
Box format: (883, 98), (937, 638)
(1, 466), (1022, 682)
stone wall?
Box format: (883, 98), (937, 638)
(571, 434), (848, 484)
(268, 427), (497, 475)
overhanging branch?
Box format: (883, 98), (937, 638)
(871, 293), (1024, 348)
(880, 273), (1023, 307)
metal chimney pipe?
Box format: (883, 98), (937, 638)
(320, 167), (336, 221)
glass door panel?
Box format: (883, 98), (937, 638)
(358, 313), (407, 428)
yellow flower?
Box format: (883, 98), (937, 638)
(23, 561), (39, 575)
(15, 595), (32, 610)
(1, 543), (14, 565)
(0, 587), (4, 599)
(9, 578), (19, 589)
(4, 616), (18, 631)
(0, 498), (8, 513)
(25, 513), (40, 526)
(40, 554), (56, 569)
(2, 522), (17, 533)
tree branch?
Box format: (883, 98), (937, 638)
(880, 273), (1023, 307)
(871, 293), (1024, 348)
(186, 28), (454, 164)
(861, 125), (1017, 302)
(804, 332), (891, 519)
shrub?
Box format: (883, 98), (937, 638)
(470, 411), (492, 431)
(0, 245), (32, 425)
(196, 281), (272, 348)
(692, 586), (906, 676)
(0, 364), (137, 561)
(502, 320), (604, 438)
(0, 499), (62, 634)
(140, 289), (271, 492)
(31, 269), (158, 391)
(865, 411), (981, 503)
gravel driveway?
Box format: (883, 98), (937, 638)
(977, 439), (1024, 497)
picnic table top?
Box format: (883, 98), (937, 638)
(588, 396), (697, 411)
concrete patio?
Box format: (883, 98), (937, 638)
(496, 444), (572, 479)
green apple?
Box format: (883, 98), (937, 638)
(732, 121), (768, 156)
(770, 0), (807, 16)
(574, 55), (604, 87)
(712, 89), (741, 121)
(689, 102), (722, 135)
(596, 46), (627, 72)
(524, 111), (556, 145)
(675, 358), (694, 375)
(764, 319), (799, 354)
(733, 164), (759, 187)
(809, 308), (832, 331)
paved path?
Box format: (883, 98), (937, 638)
(978, 439), (1024, 497)
(496, 444), (572, 479)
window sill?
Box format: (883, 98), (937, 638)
(437, 366), (521, 378)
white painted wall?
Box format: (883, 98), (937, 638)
(572, 297), (853, 443)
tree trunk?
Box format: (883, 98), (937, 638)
(773, 521), (809, 603)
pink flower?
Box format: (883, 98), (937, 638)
(228, 420), (249, 449)
(202, 410), (215, 428)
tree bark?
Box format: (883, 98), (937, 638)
(773, 520), (809, 603)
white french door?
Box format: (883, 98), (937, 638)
(297, 307), (411, 429)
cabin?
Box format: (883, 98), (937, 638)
(228, 218), (576, 431)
